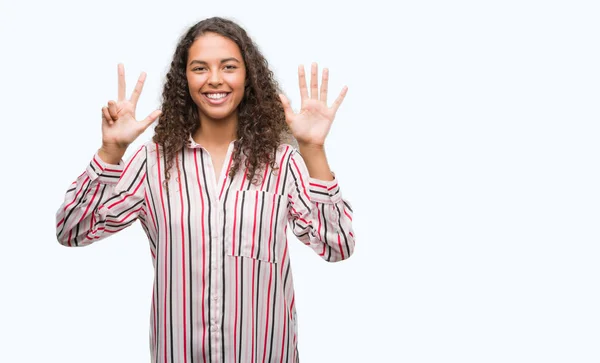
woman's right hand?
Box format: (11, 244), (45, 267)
(99, 63), (162, 164)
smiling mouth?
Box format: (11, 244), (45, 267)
(204, 92), (229, 99)
(202, 92), (231, 105)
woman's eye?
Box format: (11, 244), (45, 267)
(192, 67), (206, 72)
(224, 65), (237, 70)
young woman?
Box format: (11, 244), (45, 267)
(56, 17), (355, 363)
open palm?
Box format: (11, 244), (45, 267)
(279, 63), (347, 147)
(101, 63), (161, 149)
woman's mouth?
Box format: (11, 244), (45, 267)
(202, 92), (231, 105)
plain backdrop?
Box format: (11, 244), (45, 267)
(2, 0), (600, 362)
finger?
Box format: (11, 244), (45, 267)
(310, 62), (318, 99)
(278, 94), (294, 125)
(320, 68), (329, 105)
(118, 63), (126, 101)
(140, 109), (162, 130)
(107, 100), (118, 121)
(297, 65), (309, 101)
(102, 107), (113, 125)
(331, 86), (348, 114)
(130, 71), (147, 105)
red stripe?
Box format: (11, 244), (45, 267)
(291, 157), (310, 202)
(289, 206), (309, 225)
(274, 146), (290, 194)
(219, 151), (234, 200)
(107, 174), (146, 209)
(309, 182), (327, 189)
(344, 209), (353, 221)
(122, 145), (144, 177)
(193, 151), (208, 363)
(251, 261), (256, 363)
(77, 184), (100, 227)
(260, 161), (269, 190)
(231, 169), (245, 360)
(176, 154), (189, 363)
(63, 176), (90, 211)
(108, 206), (143, 224)
(155, 143), (169, 363)
(337, 234), (345, 260)
(317, 204), (326, 256)
(231, 193), (240, 254)
(144, 191), (158, 231)
(327, 183), (338, 191)
(92, 156), (105, 171)
(279, 306), (287, 363)
(261, 264), (273, 363)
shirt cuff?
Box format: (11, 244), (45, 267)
(308, 175), (342, 204)
(85, 153), (124, 184)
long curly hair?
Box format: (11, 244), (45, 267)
(153, 17), (293, 185)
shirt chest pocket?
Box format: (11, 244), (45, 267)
(225, 190), (287, 264)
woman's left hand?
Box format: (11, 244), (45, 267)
(279, 63), (347, 147)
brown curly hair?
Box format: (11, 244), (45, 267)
(153, 17), (294, 185)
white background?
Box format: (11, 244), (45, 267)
(1, 0), (600, 362)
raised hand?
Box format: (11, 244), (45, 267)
(99, 64), (161, 163)
(279, 63), (347, 147)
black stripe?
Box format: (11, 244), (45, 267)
(58, 178), (92, 238)
(343, 201), (353, 213)
(146, 147), (160, 235)
(293, 230), (309, 239)
(221, 177), (233, 363)
(255, 192), (266, 362)
(98, 174), (120, 179)
(267, 267), (278, 362)
(309, 190), (330, 196)
(102, 159), (147, 207)
(280, 150), (293, 196)
(151, 146), (160, 362)
(291, 220), (308, 231)
(163, 151), (175, 363)
(105, 221), (136, 229)
(104, 199), (144, 222)
(283, 263), (291, 290)
(200, 151), (213, 361)
(77, 184), (107, 246)
(181, 149), (194, 363)
(238, 192), (245, 254)
(139, 218), (156, 251)
(321, 203), (331, 262)
(66, 187), (76, 193)
(237, 191), (246, 362)
(335, 203), (351, 258)
(285, 304), (290, 363)
(89, 161), (99, 174)
(272, 196), (282, 263)
(288, 166), (310, 211)
(265, 163), (273, 193)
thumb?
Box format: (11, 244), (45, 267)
(278, 94), (294, 125)
(141, 109), (162, 130)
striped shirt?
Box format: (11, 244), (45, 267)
(55, 139), (355, 363)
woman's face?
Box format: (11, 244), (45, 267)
(186, 32), (247, 123)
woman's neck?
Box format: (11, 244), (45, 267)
(193, 113), (238, 148)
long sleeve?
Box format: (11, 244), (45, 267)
(285, 149), (355, 262)
(55, 145), (148, 247)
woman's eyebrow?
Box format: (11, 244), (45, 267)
(189, 57), (241, 66)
